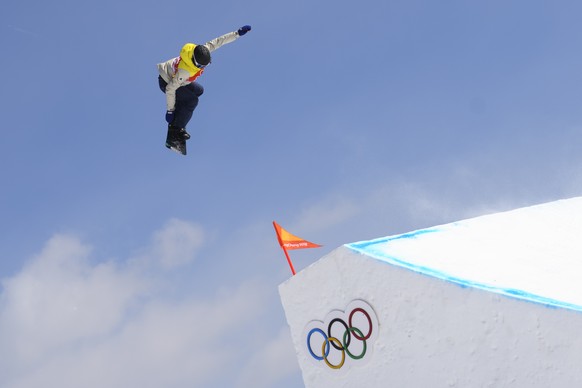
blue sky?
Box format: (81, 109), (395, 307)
(2, 0), (582, 386)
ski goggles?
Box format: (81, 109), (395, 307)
(193, 58), (209, 69)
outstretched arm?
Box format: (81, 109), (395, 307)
(204, 25), (252, 52)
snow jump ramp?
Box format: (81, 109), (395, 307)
(279, 197), (582, 387)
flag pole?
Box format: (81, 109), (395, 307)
(273, 221), (297, 276)
(282, 246), (296, 276)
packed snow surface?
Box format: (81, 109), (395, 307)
(347, 197), (582, 311)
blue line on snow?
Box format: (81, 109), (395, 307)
(346, 228), (582, 313)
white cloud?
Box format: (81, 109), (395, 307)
(3, 283), (267, 388)
(0, 226), (281, 388)
(151, 218), (206, 269)
(236, 327), (300, 388)
(294, 196), (360, 233)
(0, 234), (146, 379)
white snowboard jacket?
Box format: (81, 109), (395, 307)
(157, 30), (241, 111)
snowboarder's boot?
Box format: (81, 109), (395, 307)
(165, 125), (187, 155)
(166, 125), (190, 144)
(179, 128), (191, 140)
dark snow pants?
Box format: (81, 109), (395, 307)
(158, 76), (204, 129)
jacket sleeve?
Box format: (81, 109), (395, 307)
(164, 69), (186, 111)
(165, 79), (178, 111)
(204, 30), (241, 53)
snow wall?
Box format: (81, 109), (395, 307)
(279, 197), (582, 387)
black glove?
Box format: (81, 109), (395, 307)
(238, 25), (251, 36)
(165, 111), (174, 123)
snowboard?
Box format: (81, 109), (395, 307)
(165, 126), (187, 155)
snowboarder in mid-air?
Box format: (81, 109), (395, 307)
(157, 25), (252, 155)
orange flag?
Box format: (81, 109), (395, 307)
(273, 221), (321, 275)
(273, 222), (322, 250)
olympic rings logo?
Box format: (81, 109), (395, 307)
(303, 300), (378, 371)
